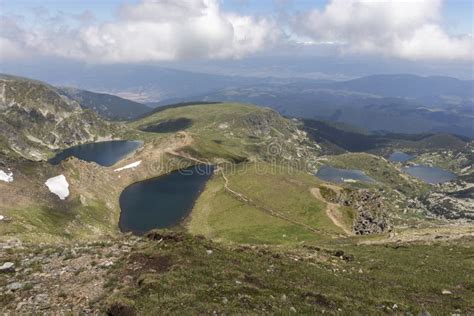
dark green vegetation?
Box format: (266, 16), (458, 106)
(59, 87), (151, 120)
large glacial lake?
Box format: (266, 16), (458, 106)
(119, 165), (214, 235)
(49, 140), (142, 167)
(403, 165), (456, 184)
(316, 166), (375, 184)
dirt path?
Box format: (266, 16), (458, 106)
(163, 131), (210, 165)
(310, 187), (352, 235)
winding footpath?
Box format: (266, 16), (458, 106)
(310, 187), (352, 235)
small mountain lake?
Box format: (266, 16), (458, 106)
(389, 151), (414, 162)
(139, 118), (192, 133)
(119, 164), (214, 235)
(316, 166), (375, 184)
(49, 140), (142, 167)
(403, 165), (456, 184)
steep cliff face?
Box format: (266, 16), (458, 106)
(0, 75), (115, 160)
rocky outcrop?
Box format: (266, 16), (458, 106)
(0, 74), (116, 160)
(338, 190), (391, 235)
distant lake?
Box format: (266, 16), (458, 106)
(49, 140), (142, 167)
(403, 165), (456, 184)
(140, 118), (192, 133)
(389, 152), (414, 162)
(316, 166), (375, 184)
(119, 164), (214, 235)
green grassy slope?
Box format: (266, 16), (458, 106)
(130, 102), (320, 167)
(189, 162), (350, 244)
(103, 233), (474, 315)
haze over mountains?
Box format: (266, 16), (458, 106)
(182, 74), (474, 137)
(3, 63), (471, 137)
(59, 87), (151, 121)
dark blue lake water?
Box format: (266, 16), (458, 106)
(316, 166), (375, 184)
(389, 152), (414, 162)
(119, 165), (214, 235)
(403, 165), (456, 184)
(49, 140), (142, 167)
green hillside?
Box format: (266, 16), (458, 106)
(0, 93), (472, 314)
(189, 162), (345, 244)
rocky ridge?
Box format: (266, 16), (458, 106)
(0, 74), (116, 160)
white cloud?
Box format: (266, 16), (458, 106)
(1, 0), (280, 63)
(1, 0), (472, 63)
(293, 0), (473, 61)
(0, 36), (27, 60)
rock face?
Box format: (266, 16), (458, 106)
(0, 74), (115, 160)
(339, 190), (391, 235)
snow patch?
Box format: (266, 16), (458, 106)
(45, 175), (70, 200)
(114, 160), (142, 172)
(0, 170), (13, 183)
(343, 178), (358, 183)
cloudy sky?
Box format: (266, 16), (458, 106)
(0, 0), (473, 78)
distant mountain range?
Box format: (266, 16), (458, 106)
(0, 64), (270, 103)
(159, 74), (473, 137)
(328, 74), (473, 99)
(1, 66), (472, 137)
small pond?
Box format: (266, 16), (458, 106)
(119, 164), (214, 235)
(139, 118), (192, 133)
(315, 166), (376, 184)
(389, 151), (414, 162)
(49, 140), (142, 167)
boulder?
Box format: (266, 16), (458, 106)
(0, 262), (15, 272)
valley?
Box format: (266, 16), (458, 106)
(0, 75), (472, 314)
